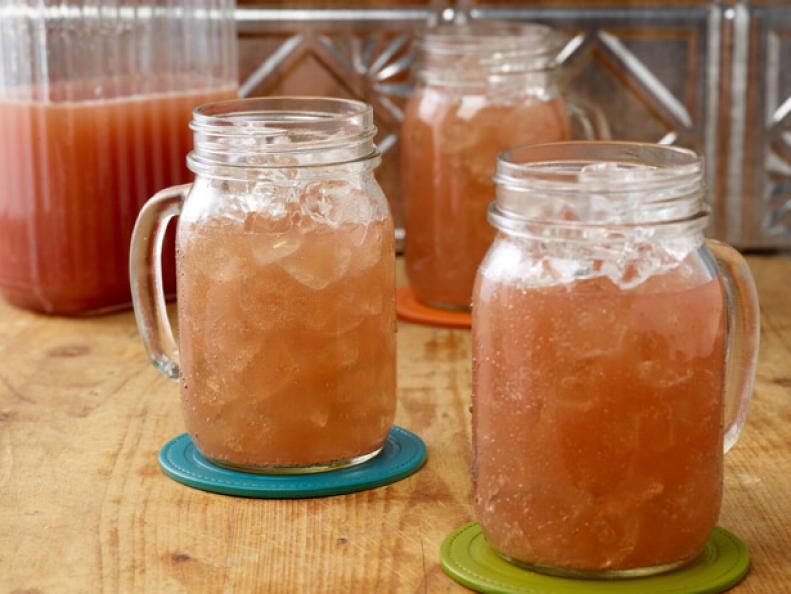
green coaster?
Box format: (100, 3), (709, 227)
(440, 523), (750, 594)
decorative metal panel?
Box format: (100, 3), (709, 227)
(735, 3), (791, 247)
(470, 6), (724, 238)
(233, 4), (791, 248)
(235, 8), (448, 232)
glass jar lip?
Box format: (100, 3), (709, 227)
(491, 141), (708, 234)
(419, 21), (564, 75)
(188, 96), (379, 173)
(191, 96), (375, 139)
(488, 203), (711, 238)
(495, 141), (703, 195)
(421, 21), (562, 57)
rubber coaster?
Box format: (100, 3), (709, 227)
(158, 426), (426, 498)
(396, 286), (471, 329)
(440, 523), (750, 594)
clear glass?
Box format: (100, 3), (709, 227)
(472, 142), (759, 577)
(130, 97), (397, 473)
(402, 21), (608, 311)
(0, 1), (237, 314)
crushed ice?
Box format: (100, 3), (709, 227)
(480, 233), (701, 291)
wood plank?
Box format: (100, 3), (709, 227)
(0, 254), (789, 592)
(718, 255), (791, 593)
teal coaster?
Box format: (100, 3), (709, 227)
(158, 426), (426, 498)
(440, 523), (750, 594)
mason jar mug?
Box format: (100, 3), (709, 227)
(402, 22), (607, 310)
(472, 142), (759, 577)
(130, 97), (397, 473)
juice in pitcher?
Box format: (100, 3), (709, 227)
(0, 83), (236, 314)
(0, 1), (237, 314)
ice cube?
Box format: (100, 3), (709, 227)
(281, 253), (350, 290)
(333, 364), (377, 408)
(249, 181), (300, 220)
(201, 298), (261, 379)
(662, 236), (698, 263)
(313, 333), (361, 373)
(440, 99), (484, 157)
(589, 511), (640, 568)
(227, 346), (258, 374)
(357, 287), (384, 317)
(248, 233), (301, 265)
(308, 405), (330, 428)
(247, 154), (299, 181)
(279, 234), (352, 290)
(637, 359), (694, 389)
(579, 161), (655, 183)
(251, 180), (290, 202)
(202, 192), (256, 224)
(250, 343), (301, 399)
(305, 308), (364, 336)
(210, 177), (248, 197)
(204, 253), (244, 283)
(237, 272), (299, 332)
(301, 180), (372, 226)
(468, 151), (498, 186)
(578, 162), (656, 224)
(302, 291), (365, 335)
(353, 223), (386, 271)
(599, 244), (667, 290)
(547, 257), (584, 283)
(348, 222), (368, 247)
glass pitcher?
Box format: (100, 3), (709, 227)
(0, 0), (237, 314)
(402, 22), (608, 311)
(130, 97), (397, 473)
(472, 141), (759, 577)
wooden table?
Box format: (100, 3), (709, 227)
(1, 256), (789, 593)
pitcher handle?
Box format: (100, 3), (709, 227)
(129, 184), (190, 380)
(706, 239), (760, 453)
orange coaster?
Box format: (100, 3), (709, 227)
(396, 286), (472, 329)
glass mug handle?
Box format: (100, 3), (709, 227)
(566, 96), (611, 140)
(129, 184), (190, 380)
(706, 239), (760, 453)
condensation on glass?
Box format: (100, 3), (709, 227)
(401, 21), (607, 311)
(0, 1), (237, 314)
(130, 97), (397, 474)
(472, 141), (759, 578)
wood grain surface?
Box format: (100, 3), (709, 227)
(0, 255), (789, 593)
